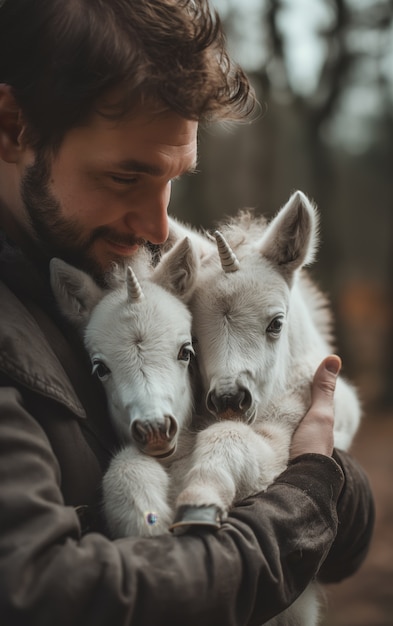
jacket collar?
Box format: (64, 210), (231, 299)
(0, 234), (86, 418)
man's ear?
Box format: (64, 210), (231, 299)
(0, 84), (26, 162)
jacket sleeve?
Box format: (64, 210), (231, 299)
(270, 450), (375, 589)
(317, 448), (375, 583)
(0, 385), (367, 626)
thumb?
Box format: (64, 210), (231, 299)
(311, 355), (342, 411)
(290, 355), (342, 459)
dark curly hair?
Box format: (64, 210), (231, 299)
(0, 0), (256, 151)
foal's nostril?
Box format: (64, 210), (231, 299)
(206, 390), (220, 415)
(164, 415), (178, 441)
(238, 387), (252, 412)
(131, 420), (147, 444)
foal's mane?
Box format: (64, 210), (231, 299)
(214, 209), (268, 250)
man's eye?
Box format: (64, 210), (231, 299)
(110, 175), (138, 185)
(266, 315), (285, 337)
(177, 342), (195, 362)
(91, 359), (111, 380)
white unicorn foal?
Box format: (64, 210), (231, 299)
(50, 238), (199, 538)
(170, 191), (361, 625)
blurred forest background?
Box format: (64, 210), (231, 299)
(169, 1), (393, 624)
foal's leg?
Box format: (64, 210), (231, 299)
(102, 446), (172, 538)
(171, 420), (289, 531)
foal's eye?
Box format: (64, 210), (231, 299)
(91, 359), (111, 381)
(266, 315), (285, 337)
(178, 342), (195, 362)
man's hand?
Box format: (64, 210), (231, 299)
(290, 355), (342, 459)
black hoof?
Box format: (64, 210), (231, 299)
(169, 505), (222, 534)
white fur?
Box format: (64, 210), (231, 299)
(172, 190), (361, 626)
(50, 238), (199, 538)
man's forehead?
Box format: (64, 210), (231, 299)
(113, 157), (198, 176)
(53, 106), (198, 171)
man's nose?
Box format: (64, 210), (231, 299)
(125, 183), (171, 244)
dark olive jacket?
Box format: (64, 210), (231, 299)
(0, 235), (375, 626)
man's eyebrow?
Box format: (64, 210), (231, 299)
(115, 159), (163, 176)
(114, 159), (198, 177)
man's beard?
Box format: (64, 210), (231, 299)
(20, 150), (143, 284)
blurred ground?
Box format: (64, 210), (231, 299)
(322, 409), (393, 626)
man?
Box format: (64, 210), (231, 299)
(0, 1), (374, 625)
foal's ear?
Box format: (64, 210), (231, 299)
(258, 190), (319, 279)
(49, 258), (104, 328)
(152, 236), (199, 301)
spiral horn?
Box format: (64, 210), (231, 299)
(127, 266), (144, 302)
(214, 231), (240, 273)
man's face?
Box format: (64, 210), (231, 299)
(20, 107), (198, 279)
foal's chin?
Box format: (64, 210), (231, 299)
(213, 405), (257, 426)
(140, 442), (177, 459)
